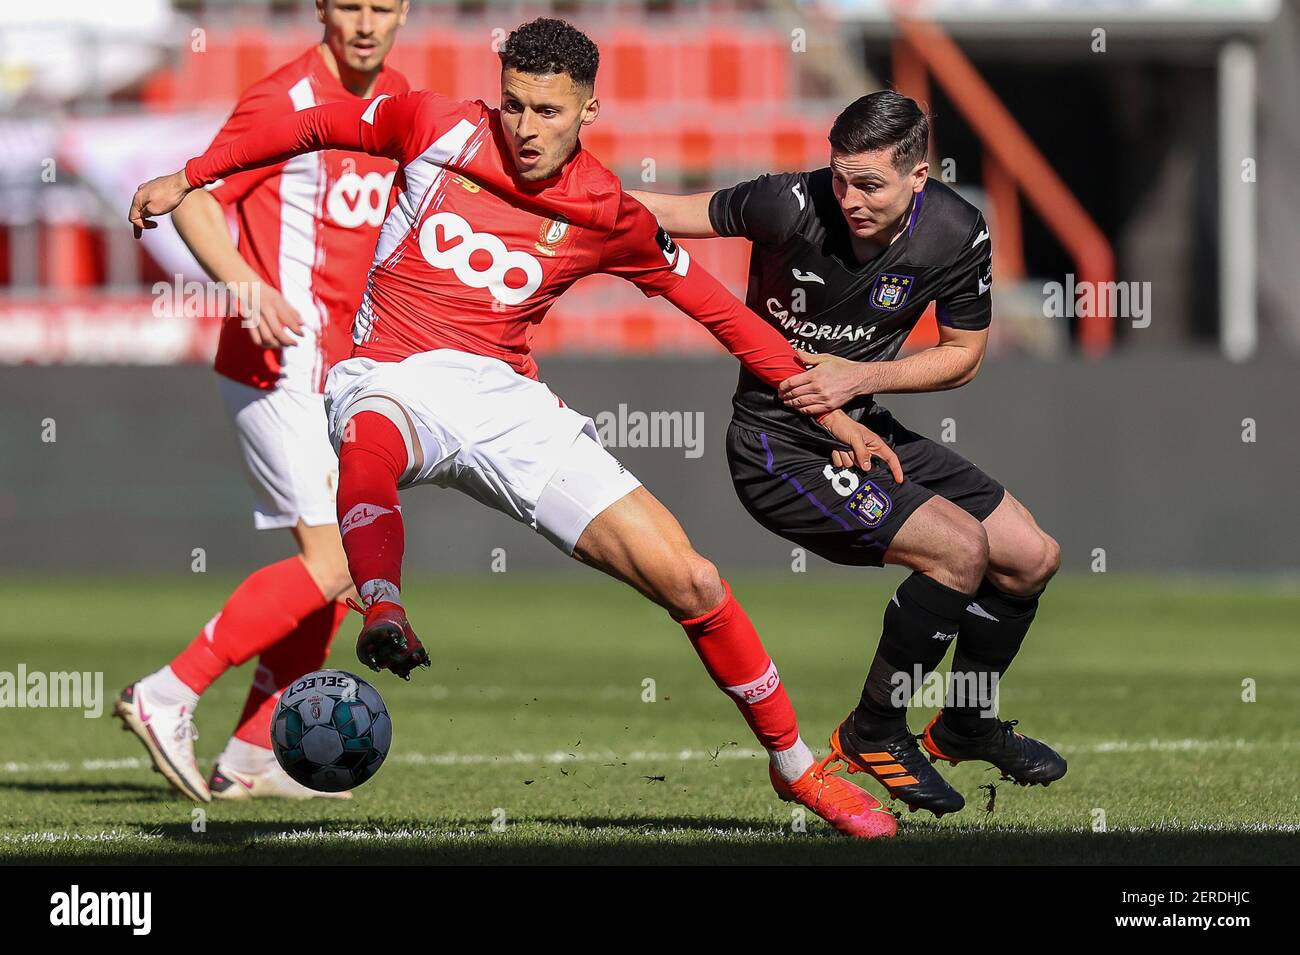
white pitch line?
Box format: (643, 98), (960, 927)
(1080, 738), (1295, 754)
(5, 821), (1296, 846)
(0, 830), (164, 845)
(392, 747), (758, 767)
(0, 738), (1296, 777)
(207, 821), (1300, 840)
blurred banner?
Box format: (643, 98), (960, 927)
(828, 0), (1280, 23)
(0, 0), (181, 107)
(1, 0), (1297, 360)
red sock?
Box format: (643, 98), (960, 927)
(337, 410), (408, 607)
(678, 580), (801, 752)
(232, 600), (350, 747)
(170, 557), (330, 694)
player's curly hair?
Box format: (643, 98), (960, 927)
(829, 91), (929, 170)
(498, 17), (600, 93)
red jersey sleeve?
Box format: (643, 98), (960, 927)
(661, 258), (806, 391)
(185, 90), (450, 188)
(598, 194), (804, 389)
(596, 193), (691, 298)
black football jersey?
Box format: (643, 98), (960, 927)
(708, 170), (992, 448)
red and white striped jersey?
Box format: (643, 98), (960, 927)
(206, 46), (409, 393)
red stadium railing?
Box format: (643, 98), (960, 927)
(890, 10), (1116, 355)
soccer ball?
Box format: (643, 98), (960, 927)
(271, 669), (392, 792)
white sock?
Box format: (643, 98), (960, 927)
(769, 736), (815, 783)
(220, 737), (276, 775)
(139, 666), (199, 710)
(360, 578), (402, 608)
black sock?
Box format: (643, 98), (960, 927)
(943, 581), (1043, 736)
(852, 572), (973, 740)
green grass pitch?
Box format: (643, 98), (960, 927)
(0, 573), (1296, 864)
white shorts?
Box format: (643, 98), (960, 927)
(324, 351), (642, 553)
(217, 375), (339, 531)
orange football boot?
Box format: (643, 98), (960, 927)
(771, 759), (898, 839)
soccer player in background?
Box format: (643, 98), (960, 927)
(115, 0), (411, 802)
(130, 18), (907, 838)
(631, 91), (1066, 818)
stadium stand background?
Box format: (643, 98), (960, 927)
(1, 0), (1297, 573)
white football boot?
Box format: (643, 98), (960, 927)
(209, 755), (354, 801)
(114, 682), (211, 803)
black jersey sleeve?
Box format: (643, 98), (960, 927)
(933, 214), (993, 331)
(708, 172), (806, 247)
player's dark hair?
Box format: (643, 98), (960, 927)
(498, 17), (600, 93)
(829, 91), (929, 170)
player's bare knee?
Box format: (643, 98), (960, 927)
(1001, 532), (1059, 596)
(668, 554), (725, 620)
(1034, 533), (1062, 589)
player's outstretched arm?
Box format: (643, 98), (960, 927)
(128, 170), (192, 238)
(660, 254), (804, 387)
(658, 254), (902, 481)
(130, 93), (426, 237)
(601, 193), (903, 479)
(626, 190), (719, 239)
(777, 326), (989, 413)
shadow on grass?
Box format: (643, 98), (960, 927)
(10, 816), (1299, 865)
(0, 780), (175, 799)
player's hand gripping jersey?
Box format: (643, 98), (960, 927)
(204, 47), (409, 392)
(708, 169), (993, 449)
(186, 90), (808, 389)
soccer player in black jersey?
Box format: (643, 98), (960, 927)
(632, 91), (1067, 817)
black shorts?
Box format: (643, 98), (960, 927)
(726, 408), (1006, 567)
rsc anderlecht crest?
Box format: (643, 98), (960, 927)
(870, 272), (914, 311)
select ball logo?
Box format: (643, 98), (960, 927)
(271, 669), (392, 793)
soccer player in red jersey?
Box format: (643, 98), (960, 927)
(130, 18), (902, 837)
(115, 0), (411, 802)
